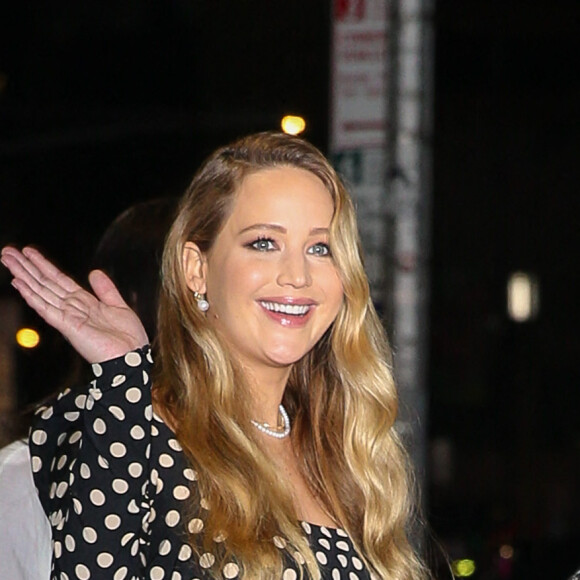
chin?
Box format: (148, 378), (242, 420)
(265, 348), (309, 368)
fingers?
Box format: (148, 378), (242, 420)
(17, 246), (80, 294)
(88, 269), (129, 309)
(1, 247), (77, 310)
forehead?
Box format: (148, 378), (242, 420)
(226, 166), (334, 225)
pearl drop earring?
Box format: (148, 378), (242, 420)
(193, 292), (209, 312)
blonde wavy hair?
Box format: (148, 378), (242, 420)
(154, 132), (427, 579)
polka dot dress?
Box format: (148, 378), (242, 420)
(29, 347), (372, 579)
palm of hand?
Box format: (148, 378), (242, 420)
(1, 246), (149, 363)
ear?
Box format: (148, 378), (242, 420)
(182, 242), (208, 294)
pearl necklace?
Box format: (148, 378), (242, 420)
(251, 404), (291, 439)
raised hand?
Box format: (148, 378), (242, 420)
(1, 246), (149, 363)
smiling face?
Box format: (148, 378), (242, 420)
(183, 166), (344, 378)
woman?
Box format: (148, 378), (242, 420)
(1, 132), (427, 579)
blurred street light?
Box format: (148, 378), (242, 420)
(281, 115), (306, 135)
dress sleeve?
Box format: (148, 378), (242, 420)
(29, 346), (155, 580)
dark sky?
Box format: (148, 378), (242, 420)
(1, 1), (580, 576)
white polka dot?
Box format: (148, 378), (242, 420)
(93, 418), (107, 434)
(126, 387), (142, 403)
(178, 544), (192, 561)
(337, 554), (348, 567)
(97, 454), (110, 469)
(318, 538), (331, 550)
(75, 564), (91, 579)
(128, 462), (143, 478)
(69, 430), (82, 444)
(199, 553), (215, 568)
(130, 538), (139, 556)
(183, 468), (197, 481)
(151, 425), (159, 437)
(332, 570), (341, 580)
(150, 566), (165, 579)
(114, 567), (128, 580)
(159, 539), (172, 556)
(273, 536), (287, 549)
(336, 528), (348, 537)
(349, 573), (360, 580)
(125, 351), (142, 367)
(200, 498), (210, 510)
(90, 489), (106, 506)
(300, 522), (311, 534)
(168, 438), (182, 451)
(171, 573), (181, 580)
(105, 514), (121, 530)
(213, 532), (226, 543)
(144, 405), (153, 420)
(158, 453), (174, 468)
(316, 551), (328, 565)
(97, 552), (114, 568)
(73, 498), (83, 514)
(109, 405), (126, 420)
(31, 455), (42, 473)
(294, 551), (305, 564)
(80, 463), (91, 479)
(56, 481), (68, 498)
(92, 363), (103, 377)
(223, 563), (240, 578)
(155, 476), (164, 493)
(130, 425), (145, 440)
(31, 429), (47, 445)
(112, 478), (129, 494)
(64, 411), (80, 422)
(74, 394), (87, 408)
(121, 532), (135, 546)
(110, 442), (127, 458)
(54, 540), (62, 559)
(321, 526), (332, 538)
(336, 540), (350, 551)
(188, 518), (204, 533)
(83, 527), (98, 544)
(112, 374), (127, 387)
(173, 485), (190, 500)
(283, 569), (297, 580)
(86, 396), (94, 411)
(352, 557), (363, 570)
(41, 407), (53, 420)
(127, 499), (140, 514)
(165, 510), (180, 527)
(57, 454), (68, 470)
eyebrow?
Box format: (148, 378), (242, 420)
(238, 224), (330, 236)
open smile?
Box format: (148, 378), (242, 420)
(259, 301), (312, 316)
(258, 299), (316, 327)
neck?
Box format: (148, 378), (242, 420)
(245, 364), (292, 426)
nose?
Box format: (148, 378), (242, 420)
(276, 250), (312, 288)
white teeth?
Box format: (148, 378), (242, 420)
(260, 301), (310, 315)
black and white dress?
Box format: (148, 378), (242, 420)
(29, 347), (373, 580)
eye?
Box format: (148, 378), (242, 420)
(308, 242), (331, 257)
(247, 237), (277, 251)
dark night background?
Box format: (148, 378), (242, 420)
(1, 2), (579, 578)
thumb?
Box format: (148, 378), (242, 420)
(88, 269), (128, 308)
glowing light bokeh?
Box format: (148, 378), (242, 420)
(507, 271), (539, 322)
(16, 327), (40, 349)
(452, 559), (476, 577)
(281, 115), (306, 135)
